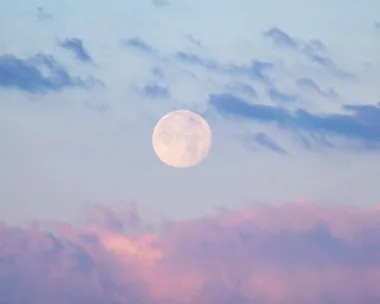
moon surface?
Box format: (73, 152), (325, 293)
(152, 110), (212, 168)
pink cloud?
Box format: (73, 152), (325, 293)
(1, 202), (380, 303)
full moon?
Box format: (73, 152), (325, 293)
(152, 110), (212, 168)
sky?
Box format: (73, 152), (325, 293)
(1, 0), (380, 303)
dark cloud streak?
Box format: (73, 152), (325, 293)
(60, 38), (93, 63)
(264, 27), (353, 78)
(152, 0), (171, 7)
(264, 28), (299, 49)
(175, 51), (218, 70)
(0, 54), (89, 93)
(267, 87), (297, 103)
(227, 83), (257, 98)
(124, 37), (157, 53)
(210, 93), (380, 144)
(296, 77), (337, 98)
(36, 6), (52, 21)
(249, 132), (287, 154)
(174, 51), (274, 83)
(141, 82), (170, 98)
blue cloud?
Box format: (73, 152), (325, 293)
(296, 78), (323, 93)
(304, 51), (333, 67)
(342, 104), (380, 127)
(174, 50), (273, 84)
(267, 87), (297, 103)
(263, 28), (298, 49)
(210, 93), (380, 144)
(36, 6), (52, 21)
(211, 94), (288, 122)
(298, 132), (336, 150)
(142, 82), (169, 98)
(298, 135), (314, 150)
(375, 21), (380, 29)
(250, 132), (287, 154)
(302, 48), (353, 78)
(264, 27), (352, 78)
(124, 38), (156, 53)
(308, 40), (326, 52)
(152, 0), (170, 7)
(0, 54), (88, 93)
(60, 38), (93, 63)
(244, 60), (274, 82)
(296, 77), (337, 98)
(151, 67), (165, 78)
(175, 52), (218, 70)
(185, 35), (203, 48)
(227, 83), (257, 98)
(225, 60), (274, 84)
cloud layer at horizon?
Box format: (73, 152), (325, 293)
(1, 202), (380, 303)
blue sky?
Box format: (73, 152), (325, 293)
(1, 0), (380, 225)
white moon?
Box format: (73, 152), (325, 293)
(152, 110), (212, 168)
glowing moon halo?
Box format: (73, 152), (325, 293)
(152, 110), (212, 168)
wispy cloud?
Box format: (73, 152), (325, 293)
(296, 77), (337, 98)
(151, 67), (165, 78)
(264, 27), (353, 78)
(298, 132), (336, 150)
(267, 87), (297, 103)
(152, 0), (171, 7)
(175, 51), (218, 70)
(210, 93), (380, 145)
(141, 82), (170, 98)
(1, 202), (380, 303)
(123, 37), (157, 53)
(264, 28), (299, 49)
(225, 60), (275, 84)
(36, 6), (52, 21)
(185, 35), (203, 48)
(248, 132), (288, 154)
(227, 83), (257, 99)
(0, 53), (89, 93)
(173, 51), (274, 84)
(60, 38), (93, 63)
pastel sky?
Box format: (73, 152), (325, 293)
(1, 0), (380, 302)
